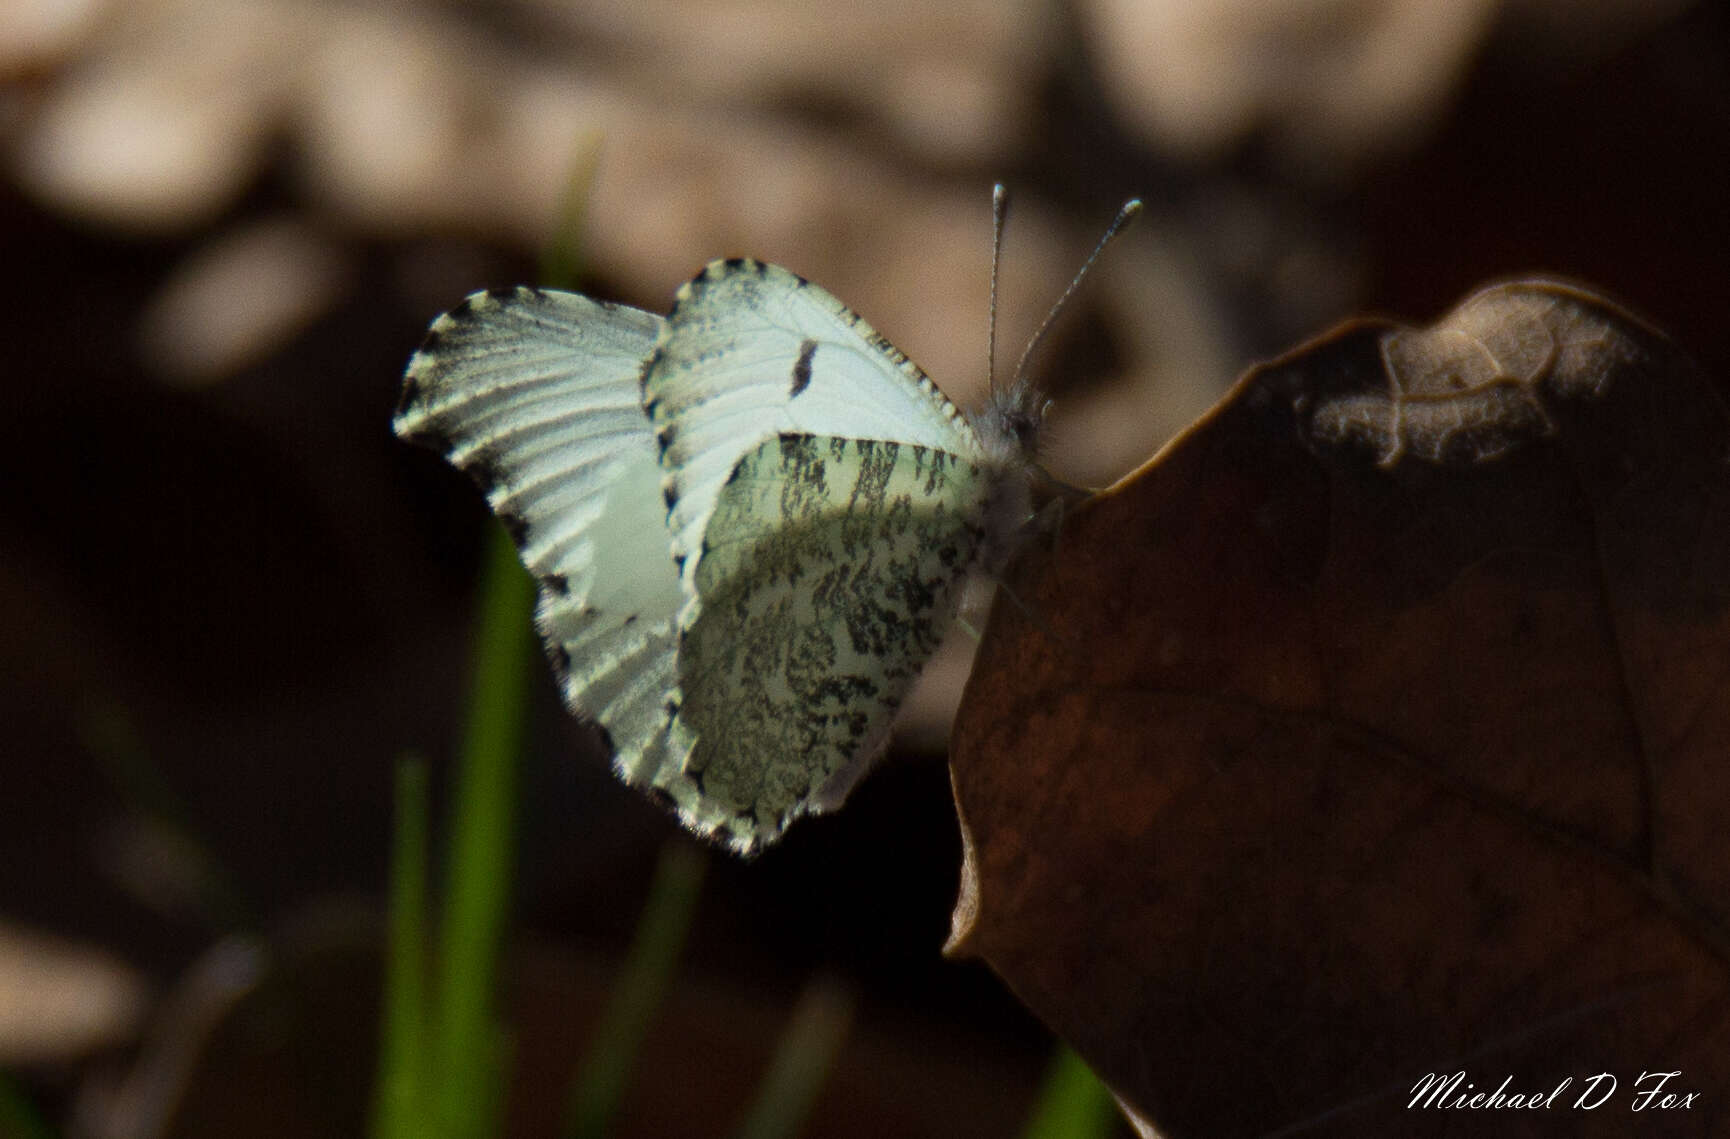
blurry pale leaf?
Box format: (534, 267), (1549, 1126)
(95, 815), (222, 921)
(0, 0), (112, 76)
(15, 0), (310, 229)
(74, 936), (264, 1139)
(12, 0), (1120, 434)
(288, 0), (1078, 399)
(137, 217), (350, 385)
(0, 923), (148, 1064)
(950, 280), (1730, 1136)
(514, 0), (1048, 165)
(1079, 0), (1497, 172)
(732, 976), (856, 1139)
(1050, 243), (1239, 490)
(294, 7), (496, 229)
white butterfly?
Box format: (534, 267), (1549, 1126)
(394, 190), (1139, 853)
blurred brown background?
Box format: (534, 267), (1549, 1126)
(3, 0), (1728, 1135)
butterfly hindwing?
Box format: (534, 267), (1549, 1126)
(393, 287), (687, 789)
(674, 432), (992, 849)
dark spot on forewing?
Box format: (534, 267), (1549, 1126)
(791, 339), (818, 397)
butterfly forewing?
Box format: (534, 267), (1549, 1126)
(393, 287), (688, 789)
(646, 259), (984, 591)
(676, 433), (992, 849)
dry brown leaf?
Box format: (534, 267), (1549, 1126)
(949, 279), (1730, 1136)
(135, 216), (352, 386)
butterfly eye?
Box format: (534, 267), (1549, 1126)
(1006, 410), (1040, 450)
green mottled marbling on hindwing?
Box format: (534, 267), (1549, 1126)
(680, 433), (991, 828)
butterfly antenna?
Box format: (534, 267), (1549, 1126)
(1008, 197), (1144, 405)
(987, 183), (1009, 398)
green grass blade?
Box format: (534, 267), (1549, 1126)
(379, 135), (601, 1138)
(1019, 1046), (1120, 1139)
(372, 756), (432, 1139)
(538, 130), (604, 293)
(430, 527), (536, 1139)
(562, 840), (708, 1139)
(732, 977), (855, 1139)
(0, 1072), (56, 1139)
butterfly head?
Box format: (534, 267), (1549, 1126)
(974, 377), (1049, 471)
(978, 189), (1141, 474)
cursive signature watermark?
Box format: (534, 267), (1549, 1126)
(1410, 1071), (1699, 1113)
